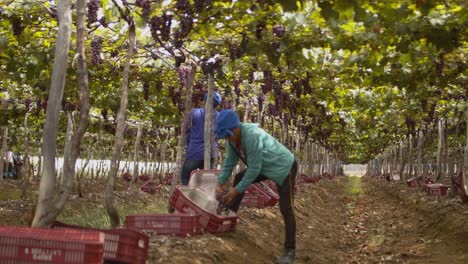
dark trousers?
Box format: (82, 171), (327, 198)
(181, 159), (214, 185)
(229, 160), (298, 250)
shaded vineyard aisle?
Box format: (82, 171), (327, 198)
(0, 176), (467, 263)
(149, 176), (468, 263)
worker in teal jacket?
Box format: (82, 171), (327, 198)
(214, 109), (297, 264)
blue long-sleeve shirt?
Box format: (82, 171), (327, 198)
(186, 108), (219, 160)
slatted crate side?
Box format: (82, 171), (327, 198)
(50, 221), (149, 264)
(241, 193), (266, 209)
(0, 227), (104, 264)
(169, 187), (238, 234)
(125, 214), (201, 237)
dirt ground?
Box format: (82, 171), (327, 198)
(1, 175), (467, 263)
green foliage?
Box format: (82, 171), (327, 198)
(0, 0), (466, 163)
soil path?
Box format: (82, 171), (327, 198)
(1, 176), (467, 263)
(150, 176), (468, 263)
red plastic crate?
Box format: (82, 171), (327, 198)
(425, 183), (449, 196)
(240, 193), (266, 208)
(300, 174), (321, 184)
(122, 172), (132, 182)
(138, 174), (150, 182)
(245, 183), (279, 207)
(50, 221), (148, 264)
(162, 173), (173, 185)
(262, 180), (279, 194)
(169, 186), (238, 234)
(406, 177), (418, 187)
(0, 226), (104, 264)
(140, 181), (162, 194)
(125, 214), (201, 237)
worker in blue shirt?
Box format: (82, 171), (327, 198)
(180, 92), (222, 185)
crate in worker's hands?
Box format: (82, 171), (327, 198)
(125, 214), (201, 237)
(50, 221), (148, 264)
(425, 183), (449, 196)
(188, 169), (220, 199)
(169, 186), (237, 234)
(0, 225), (104, 264)
(140, 181), (162, 194)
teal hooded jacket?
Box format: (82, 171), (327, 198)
(217, 123), (295, 193)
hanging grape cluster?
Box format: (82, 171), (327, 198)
(87, 0), (100, 26)
(272, 25), (286, 38)
(143, 82), (150, 101)
(192, 82), (205, 106)
(11, 16), (25, 36)
(176, 0), (191, 11)
(268, 103), (279, 116)
(136, 0), (151, 20)
(261, 70), (274, 94)
(168, 86), (183, 111)
(194, 0), (213, 12)
(149, 15), (172, 43)
(201, 55), (222, 75)
(101, 108), (108, 121)
(24, 97), (31, 112)
(178, 14), (193, 39)
(177, 66), (192, 88)
(301, 73), (312, 94)
(255, 21), (266, 40)
(233, 79), (241, 105)
(91, 37), (103, 65)
(229, 44), (242, 61)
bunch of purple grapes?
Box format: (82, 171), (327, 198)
(192, 83), (205, 106)
(272, 25), (286, 38)
(149, 15), (172, 43)
(11, 16), (25, 36)
(229, 44), (242, 61)
(257, 94), (265, 112)
(91, 37), (103, 65)
(143, 82), (149, 101)
(25, 97), (31, 112)
(176, 0), (191, 11)
(101, 108), (108, 121)
(292, 80), (302, 98)
(262, 70), (273, 94)
(177, 66), (192, 87)
(194, 0), (213, 12)
(135, 0), (151, 20)
(216, 189), (230, 215)
(255, 21), (266, 40)
(87, 0), (100, 26)
(201, 55), (222, 75)
(179, 14), (193, 36)
(301, 73), (312, 94)
(161, 14), (172, 41)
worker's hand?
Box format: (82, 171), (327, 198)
(215, 183), (226, 198)
(222, 187), (240, 205)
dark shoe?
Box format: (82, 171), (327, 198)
(277, 248), (295, 264)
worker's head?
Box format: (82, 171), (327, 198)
(204, 92), (222, 108)
(215, 109), (240, 140)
